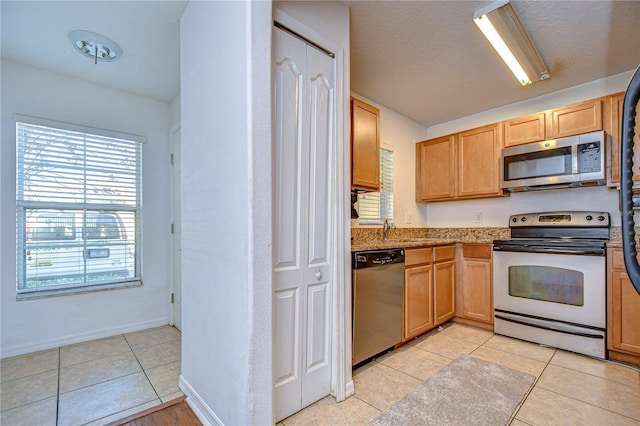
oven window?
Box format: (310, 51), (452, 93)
(508, 265), (584, 306)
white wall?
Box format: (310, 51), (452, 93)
(423, 70), (636, 228)
(0, 60), (172, 358)
(350, 94), (430, 228)
(179, 2), (272, 424)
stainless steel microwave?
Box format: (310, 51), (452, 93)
(500, 130), (606, 192)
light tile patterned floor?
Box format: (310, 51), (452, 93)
(0, 326), (182, 426)
(281, 322), (640, 426)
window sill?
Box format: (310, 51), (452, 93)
(16, 280), (143, 301)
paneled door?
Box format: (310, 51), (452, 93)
(273, 25), (334, 422)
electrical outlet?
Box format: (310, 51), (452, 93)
(405, 212), (413, 224)
(474, 212), (483, 223)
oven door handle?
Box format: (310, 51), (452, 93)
(620, 65), (640, 296)
(493, 246), (605, 256)
(495, 312), (604, 339)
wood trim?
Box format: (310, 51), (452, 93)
(451, 316), (494, 331)
(608, 349), (640, 366)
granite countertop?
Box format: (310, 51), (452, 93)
(351, 236), (495, 252)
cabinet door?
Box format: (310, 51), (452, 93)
(404, 264), (433, 340)
(415, 136), (456, 201)
(608, 92), (640, 185)
(351, 98), (380, 191)
(608, 270), (640, 355)
(503, 112), (546, 147)
(462, 259), (493, 323)
(548, 99), (602, 139)
(458, 124), (502, 198)
(434, 260), (455, 325)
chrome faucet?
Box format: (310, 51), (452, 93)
(383, 219), (395, 241)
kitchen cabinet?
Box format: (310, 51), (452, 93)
(502, 98), (603, 148)
(459, 244), (493, 325)
(607, 92), (640, 186)
(458, 124), (503, 198)
(415, 135), (456, 201)
(351, 97), (380, 192)
(548, 98), (603, 139)
(403, 245), (455, 341)
(503, 112), (546, 147)
(607, 247), (640, 363)
(416, 123), (504, 202)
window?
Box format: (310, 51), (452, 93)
(358, 147), (394, 225)
(16, 116), (143, 295)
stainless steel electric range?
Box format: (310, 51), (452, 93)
(493, 211), (610, 358)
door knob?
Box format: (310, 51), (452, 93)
(315, 271), (322, 280)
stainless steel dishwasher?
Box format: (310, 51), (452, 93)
(352, 248), (405, 366)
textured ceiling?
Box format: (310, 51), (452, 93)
(348, 0), (640, 127)
(2, 0), (639, 125)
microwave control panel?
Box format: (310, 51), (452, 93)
(577, 141), (602, 173)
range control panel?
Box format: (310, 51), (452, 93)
(509, 211), (610, 228)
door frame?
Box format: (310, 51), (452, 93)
(170, 123), (182, 329)
(273, 8), (352, 403)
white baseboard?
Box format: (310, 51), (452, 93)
(1, 317), (170, 359)
(179, 375), (223, 426)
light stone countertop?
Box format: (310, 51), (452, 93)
(351, 237), (495, 252)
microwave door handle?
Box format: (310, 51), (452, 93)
(571, 144), (578, 174)
(621, 65), (640, 297)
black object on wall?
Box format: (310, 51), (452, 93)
(351, 191), (359, 219)
(620, 65), (640, 296)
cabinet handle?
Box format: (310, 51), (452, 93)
(315, 271), (322, 280)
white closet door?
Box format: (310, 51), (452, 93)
(301, 44), (333, 408)
(273, 25), (334, 422)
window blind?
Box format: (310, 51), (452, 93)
(358, 147), (394, 225)
(16, 119), (142, 294)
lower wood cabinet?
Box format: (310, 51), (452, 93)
(404, 245), (455, 341)
(607, 247), (640, 363)
(459, 244), (493, 325)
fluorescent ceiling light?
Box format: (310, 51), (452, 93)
(473, 0), (549, 86)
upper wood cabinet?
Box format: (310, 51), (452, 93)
(458, 124), (503, 198)
(415, 135), (456, 201)
(502, 98), (604, 148)
(416, 124), (504, 202)
(351, 97), (380, 192)
(607, 92), (640, 185)
(548, 98), (603, 139)
(503, 112), (546, 147)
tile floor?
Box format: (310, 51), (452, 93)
(0, 325), (182, 426)
(281, 322), (640, 425)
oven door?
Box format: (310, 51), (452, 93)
(493, 250), (605, 328)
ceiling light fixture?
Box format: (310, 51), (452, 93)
(68, 30), (122, 65)
(473, 0), (549, 86)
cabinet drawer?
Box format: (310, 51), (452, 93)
(405, 248), (433, 266)
(434, 245), (455, 262)
(463, 244), (492, 259)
